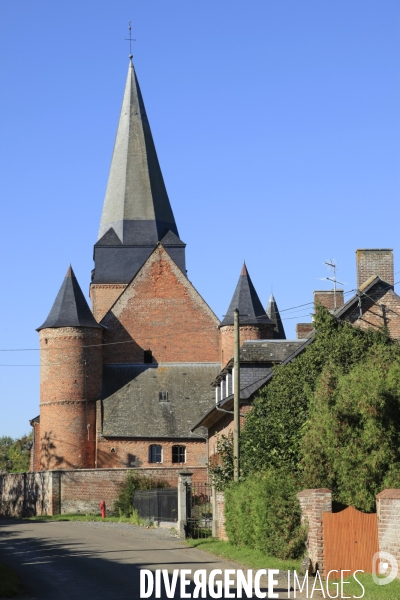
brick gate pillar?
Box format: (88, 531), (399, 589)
(177, 471), (193, 538)
(297, 488), (332, 575)
(212, 488), (228, 540)
(376, 489), (400, 579)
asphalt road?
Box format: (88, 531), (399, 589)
(0, 519), (310, 599)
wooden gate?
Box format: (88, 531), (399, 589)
(323, 506), (378, 577)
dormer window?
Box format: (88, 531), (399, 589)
(159, 391), (169, 402)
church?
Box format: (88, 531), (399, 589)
(30, 56), (285, 473)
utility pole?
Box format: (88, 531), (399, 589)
(233, 308), (240, 481)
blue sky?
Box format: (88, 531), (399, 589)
(0, 1), (399, 437)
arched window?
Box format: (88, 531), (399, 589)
(172, 445), (186, 464)
(148, 444), (162, 463)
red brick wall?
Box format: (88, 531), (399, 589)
(314, 290), (344, 311)
(208, 404), (252, 463)
(214, 491), (228, 540)
(90, 283), (127, 321)
(30, 422), (41, 472)
(297, 488), (332, 575)
(38, 327), (103, 470)
(101, 247), (220, 364)
(345, 283), (400, 340)
(96, 437), (207, 472)
(296, 323), (314, 339)
(0, 468), (207, 517)
(220, 325), (274, 368)
(376, 489), (400, 578)
(356, 249), (394, 288)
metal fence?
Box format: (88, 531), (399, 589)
(187, 482), (212, 539)
(133, 488), (178, 523)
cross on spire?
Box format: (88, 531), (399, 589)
(125, 20), (136, 58)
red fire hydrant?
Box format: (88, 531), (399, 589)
(100, 500), (106, 519)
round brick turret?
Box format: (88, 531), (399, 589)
(39, 326), (103, 470)
(220, 263), (275, 366)
(36, 266), (104, 470)
(220, 323), (274, 367)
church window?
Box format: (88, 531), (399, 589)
(144, 350), (152, 363)
(149, 444), (162, 463)
(159, 391), (169, 402)
(172, 445), (186, 464)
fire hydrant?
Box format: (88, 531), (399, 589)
(100, 500), (106, 519)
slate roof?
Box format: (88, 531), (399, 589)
(221, 263), (273, 327)
(100, 363), (220, 438)
(266, 294), (286, 339)
(97, 59), (179, 246)
(211, 339), (307, 385)
(191, 337), (313, 431)
(37, 266), (102, 331)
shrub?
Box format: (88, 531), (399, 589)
(224, 469), (306, 560)
(208, 432), (234, 491)
(114, 472), (171, 517)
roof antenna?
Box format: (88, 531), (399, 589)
(319, 259), (345, 311)
(125, 20), (136, 59)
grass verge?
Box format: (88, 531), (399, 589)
(185, 537), (301, 572)
(186, 540), (400, 599)
(0, 563), (20, 598)
(26, 511), (147, 526)
(338, 572), (400, 599)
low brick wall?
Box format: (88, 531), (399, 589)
(376, 489), (400, 578)
(297, 488), (332, 575)
(0, 467), (207, 517)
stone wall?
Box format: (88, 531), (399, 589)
(0, 472), (56, 517)
(0, 467), (207, 517)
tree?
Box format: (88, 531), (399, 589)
(301, 350), (400, 511)
(0, 433), (33, 472)
(240, 307), (396, 476)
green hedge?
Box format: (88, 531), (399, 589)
(224, 469), (306, 560)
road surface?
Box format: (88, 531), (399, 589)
(0, 519), (311, 599)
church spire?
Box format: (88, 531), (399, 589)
(221, 263), (273, 327)
(98, 59), (179, 245)
(93, 59), (186, 284)
(266, 294), (286, 339)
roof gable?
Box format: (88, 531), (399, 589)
(100, 245), (221, 363)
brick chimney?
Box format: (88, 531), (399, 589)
(314, 290), (344, 312)
(296, 323), (314, 339)
(356, 249), (394, 288)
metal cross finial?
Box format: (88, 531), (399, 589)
(125, 20), (136, 58)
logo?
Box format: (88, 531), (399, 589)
(372, 551), (398, 586)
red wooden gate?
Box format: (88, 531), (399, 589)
(323, 506), (378, 577)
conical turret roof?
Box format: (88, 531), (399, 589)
(266, 294), (286, 339)
(98, 58), (180, 245)
(37, 266), (102, 330)
(221, 263), (274, 327)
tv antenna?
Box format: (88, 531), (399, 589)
(319, 259), (345, 311)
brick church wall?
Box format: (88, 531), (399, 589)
(90, 283), (127, 321)
(96, 437), (207, 473)
(101, 247), (220, 364)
